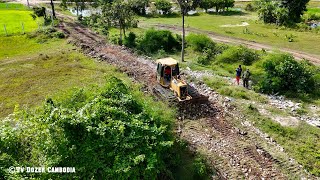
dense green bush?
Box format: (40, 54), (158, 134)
(155, 0), (172, 15)
(137, 29), (180, 54)
(216, 45), (259, 65)
(53, 31), (65, 39)
(0, 77), (177, 179)
(256, 0), (290, 25)
(32, 6), (47, 19)
(197, 48), (216, 65)
(186, 33), (216, 52)
(124, 32), (137, 48)
(258, 54), (317, 94)
(186, 34), (224, 65)
(245, 3), (256, 11)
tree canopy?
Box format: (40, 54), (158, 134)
(257, 0), (310, 25)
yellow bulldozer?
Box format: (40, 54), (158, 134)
(153, 58), (207, 102)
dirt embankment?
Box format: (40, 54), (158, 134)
(57, 17), (316, 179)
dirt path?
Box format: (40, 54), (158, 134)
(139, 23), (320, 65)
(54, 15), (318, 179)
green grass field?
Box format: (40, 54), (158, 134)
(140, 11), (320, 57)
(0, 3), (42, 36)
(0, 35), (129, 117)
(0, 2), (26, 10)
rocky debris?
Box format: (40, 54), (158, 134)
(299, 116), (320, 127)
(268, 95), (301, 112)
(268, 95), (320, 128)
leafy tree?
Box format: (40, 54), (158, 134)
(258, 54), (316, 94)
(101, 0), (136, 45)
(212, 0), (224, 13)
(199, 0), (214, 12)
(223, 0), (234, 11)
(155, 0), (172, 15)
(128, 0), (149, 15)
(274, 6), (289, 25)
(258, 0), (290, 25)
(256, 0), (278, 23)
(281, 0), (310, 23)
(257, 0), (310, 25)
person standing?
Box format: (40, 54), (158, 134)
(242, 69), (251, 89)
(235, 65), (242, 85)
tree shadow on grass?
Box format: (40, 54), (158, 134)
(141, 12), (181, 19)
(208, 10), (248, 16)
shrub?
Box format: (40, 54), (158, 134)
(216, 46), (259, 65)
(186, 33), (216, 52)
(0, 77), (175, 179)
(256, 0), (290, 25)
(44, 18), (52, 26)
(32, 6), (47, 19)
(193, 156), (209, 179)
(245, 3), (256, 11)
(124, 32), (137, 48)
(109, 34), (120, 45)
(101, 26), (109, 36)
(53, 31), (65, 39)
(137, 29), (180, 54)
(197, 48), (215, 65)
(258, 54), (317, 94)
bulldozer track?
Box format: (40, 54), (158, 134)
(56, 16), (317, 179)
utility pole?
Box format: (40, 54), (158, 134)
(181, 11), (185, 62)
(27, 0), (29, 7)
(177, 0), (192, 62)
(50, 0), (56, 19)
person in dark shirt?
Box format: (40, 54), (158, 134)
(235, 65), (242, 85)
(242, 69), (251, 89)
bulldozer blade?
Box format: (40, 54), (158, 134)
(188, 85), (209, 103)
(153, 84), (208, 104)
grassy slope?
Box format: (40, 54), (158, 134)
(0, 35), (129, 117)
(240, 103), (320, 176)
(0, 3), (41, 36)
(140, 11), (320, 56)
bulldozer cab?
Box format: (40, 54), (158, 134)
(156, 58), (180, 87)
